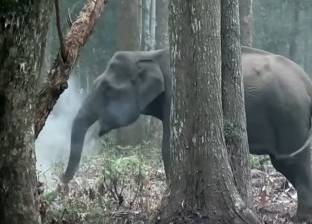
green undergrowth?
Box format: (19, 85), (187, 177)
(38, 134), (272, 223)
(249, 155), (271, 170)
(39, 138), (166, 224)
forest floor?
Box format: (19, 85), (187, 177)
(39, 142), (298, 224)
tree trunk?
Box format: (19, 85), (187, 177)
(0, 1), (52, 223)
(155, 0), (169, 49)
(288, 1), (300, 61)
(221, 0), (253, 209)
(239, 0), (253, 46)
(116, 0), (145, 146)
(150, 0), (156, 50)
(157, 1), (260, 223)
(116, 0), (141, 51)
(141, 0), (152, 50)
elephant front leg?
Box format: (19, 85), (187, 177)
(270, 152), (312, 222)
(295, 170), (312, 222)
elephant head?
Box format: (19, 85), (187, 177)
(61, 50), (166, 184)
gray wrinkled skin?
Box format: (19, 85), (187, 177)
(63, 47), (312, 221)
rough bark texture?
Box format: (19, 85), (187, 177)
(239, 0), (253, 46)
(141, 0), (153, 50)
(156, 0), (168, 49)
(157, 1), (260, 223)
(0, 1), (52, 223)
(221, 0), (253, 209)
(116, 0), (145, 146)
(35, 0), (108, 138)
(117, 0), (141, 51)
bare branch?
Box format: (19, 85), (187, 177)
(35, 0), (109, 137)
(54, 0), (67, 61)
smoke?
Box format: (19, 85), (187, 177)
(35, 77), (85, 178)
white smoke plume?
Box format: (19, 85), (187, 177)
(35, 77), (85, 178)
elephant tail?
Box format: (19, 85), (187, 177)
(275, 119), (312, 160)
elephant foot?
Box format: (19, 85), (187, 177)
(293, 205), (312, 223)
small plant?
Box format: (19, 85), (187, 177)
(249, 155), (271, 170)
(98, 155), (146, 207)
(44, 190), (59, 204)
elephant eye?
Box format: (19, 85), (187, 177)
(108, 62), (118, 71)
(136, 59), (154, 69)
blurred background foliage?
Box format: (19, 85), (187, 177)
(253, 0), (312, 74)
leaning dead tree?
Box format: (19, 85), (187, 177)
(35, 0), (108, 137)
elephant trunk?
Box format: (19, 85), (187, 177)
(62, 108), (96, 184)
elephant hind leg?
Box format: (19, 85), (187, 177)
(270, 152), (312, 222)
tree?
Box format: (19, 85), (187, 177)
(141, 0), (156, 50)
(0, 2), (53, 223)
(158, 1), (259, 223)
(239, 0), (252, 46)
(116, 0), (141, 51)
(0, 0), (108, 222)
(288, 1), (300, 61)
(155, 0), (169, 49)
(252, 0), (310, 68)
(222, 0), (253, 210)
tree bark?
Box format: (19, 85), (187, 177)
(141, 0), (153, 50)
(239, 0), (253, 46)
(221, 0), (253, 210)
(155, 0), (169, 49)
(157, 1), (260, 223)
(35, 0), (108, 138)
(0, 1), (52, 223)
(116, 0), (141, 51)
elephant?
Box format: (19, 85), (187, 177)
(62, 46), (312, 221)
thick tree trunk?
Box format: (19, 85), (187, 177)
(239, 0), (253, 46)
(158, 1), (260, 223)
(116, 0), (145, 146)
(116, 0), (141, 51)
(0, 1), (52, 223)
(221, 0), (253, 209)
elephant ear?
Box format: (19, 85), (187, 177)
(135, 59), (165, 111)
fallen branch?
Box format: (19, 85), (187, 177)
(35, 0), (108, 138)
